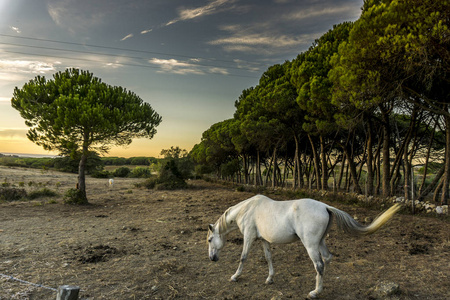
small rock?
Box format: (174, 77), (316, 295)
(395, 197), (404, 203)
(369, 281), (400, 299)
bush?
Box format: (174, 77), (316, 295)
(28, 188), (58, 200)
(91, 169), (111, 178)
(155, 160), (187, 190)
(0, 187), (27, 201)
(130, 167), (152, 178)
(113, 167), (131, 177)
(64, 188), (87, 205)
(136, 178), (157, 189)
(137, 160), (187, 190)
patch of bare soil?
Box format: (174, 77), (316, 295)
(0, 166), (449, 299)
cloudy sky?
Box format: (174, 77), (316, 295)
(0, 0), (363, 157)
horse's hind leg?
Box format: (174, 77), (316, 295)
(305, 246), (325, 299)
(319, 239), (332, 267)
(262, 240), (274, 284)
(230, 235), (255, 282)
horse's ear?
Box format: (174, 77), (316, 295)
(208, 224), (214, 232)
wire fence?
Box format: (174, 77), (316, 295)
(0, 273), (58, 292)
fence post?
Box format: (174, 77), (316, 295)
(56, 285), (79, 300)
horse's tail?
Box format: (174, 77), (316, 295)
(326, 203), (401, 235)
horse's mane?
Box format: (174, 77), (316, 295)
(215, 196), (260, 234)
(215, 207), (232, 234)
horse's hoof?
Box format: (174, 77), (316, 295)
(265, 278), (273, 285)
(307, 291), (319, 299)
(229, 276), (238, 282)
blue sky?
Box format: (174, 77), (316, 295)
(0, 0), (363, 157)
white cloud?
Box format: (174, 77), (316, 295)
(0, 60), (56, 75)
(149, 58), (205, 75)
(285, 5), (361, 22)
(141, 29), (153, 34)
(208, 27), (314, 55)
(9, 26), (21, 34)
(0, 128), (28, 140)
(165, 0), (235, 26)
(120, 33), (134, 41)
(148, 58), (230, 76)
(47, 0), (107, 33)
(209, 67), (229, 75)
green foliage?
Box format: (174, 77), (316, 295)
(160, 146), (188, 159)
(91, 169), (111, 178)
(102, 157), (129, 165)
(220, 159), (240, 178)
(130, 166), (152, 178)
(28, 188), (58, 200)
(12, 69), (162, 156)
(194, 164), (214, 177)
(53, 153), (103, 174)
(0, 187), (27, 201)
(140, 160), (188, 190)
(113, 167), (131, 177)
(63, 188), (88, 205)
(0, 156), (54, 169)
(155, 160), (188, 190)
(11, 68), (162, 203)
(418, 162), (443, 175)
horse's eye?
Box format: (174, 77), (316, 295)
(208, 238), (212, 243)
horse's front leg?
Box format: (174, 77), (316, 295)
(262, 240), (274, 284)
(230, 235), (255, 282)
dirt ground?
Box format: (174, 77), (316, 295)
(0, 166), (449, 300)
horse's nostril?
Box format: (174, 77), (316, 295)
(210, 255), (219, 262)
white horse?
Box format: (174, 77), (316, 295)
(207, 194), (401, 299)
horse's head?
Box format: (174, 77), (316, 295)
(207, 224), (225, 262)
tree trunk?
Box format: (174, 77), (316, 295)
(307, 134), (321, 190)
(77, 152), (88, 204)
(320, 135), (328, 191)
(404, 140), (411, 201)
(419, 127), (435, 194)
(441, 114), (450, 205)
(272, 147), (278, 188)
(338, 154), (346, 190)
(256, 150), (262, 186)
(343, 144), (363, 194)
(293, 134), (302, 189)
(366, 119), (374, 195)
(381, 108), (391, 197)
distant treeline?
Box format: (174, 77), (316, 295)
(0, 154), (158, 174)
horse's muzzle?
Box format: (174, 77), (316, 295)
(210, 255), (219, 262)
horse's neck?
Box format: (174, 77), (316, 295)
(219, 205), (241, 235)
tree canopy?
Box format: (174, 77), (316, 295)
(12, 68), (162, 203)
(190, 0), (450, 205)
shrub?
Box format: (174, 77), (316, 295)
(28, 188), (58, 200)
(91, 170), (111, 178)
(113, 167), (131, 177)
(64, 188), (87, 205)
(155, 160), (187, 190)
(136, 178), (157, 189)
(130, 166), (152, 178)
(0, 187), (27, 201)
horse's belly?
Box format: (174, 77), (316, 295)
(258, 227), (299, 244)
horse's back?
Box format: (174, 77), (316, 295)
(245, 196), (330, 244)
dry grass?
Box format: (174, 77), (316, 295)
(0, 166), (449, 299)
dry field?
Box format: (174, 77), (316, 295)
(0, 166), (449, 299)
